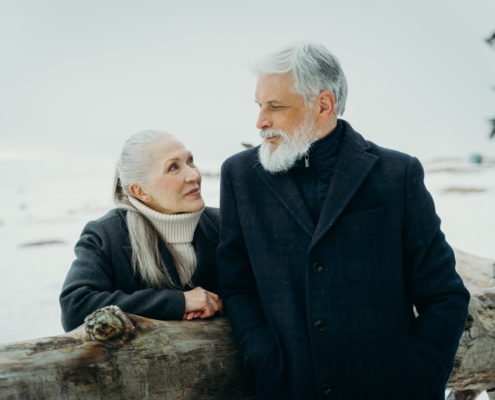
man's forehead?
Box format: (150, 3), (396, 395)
(255, 73), (296, 102)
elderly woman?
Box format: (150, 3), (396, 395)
(60, 130), (222, 332)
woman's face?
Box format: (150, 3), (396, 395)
(132, 136), (205, 214)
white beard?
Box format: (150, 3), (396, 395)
(258, 113), (319, 173)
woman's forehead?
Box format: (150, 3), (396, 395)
(150, 136), (190, 161)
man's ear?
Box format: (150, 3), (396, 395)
(129, 182), (151, 203)
(316, 90), (336, 124)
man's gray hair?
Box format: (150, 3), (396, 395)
(248, 42), (348, 116)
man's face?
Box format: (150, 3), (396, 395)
(255, 73), (319, 173)
(255, 73), (312, 151)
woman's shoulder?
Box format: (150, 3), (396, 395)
(81, 208), (129, 240)
(93, 208), (127, 224)
(194, 207), (219, 243)
(202, 207), (219, 227)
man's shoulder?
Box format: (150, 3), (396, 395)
(367, 141), (413, 165)
(222, 146), (260, 172)
(342, 120), (413, 166)
(363, 141), (420, 181)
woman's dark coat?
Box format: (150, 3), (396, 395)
(60, 207), (219, 332)
(217, 120), (470, 400)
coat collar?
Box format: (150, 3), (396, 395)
(195, 209), (219, 243)
(187, 210), (219, 288)
(253, 120), (377, 244)
(310, 121), (377, 250)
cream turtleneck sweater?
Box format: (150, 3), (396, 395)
(128, 196), (203, 287)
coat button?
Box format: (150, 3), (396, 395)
(312, 262), (324, 273)
(322, 384), (331, 395)
(315, 320), (326, 331)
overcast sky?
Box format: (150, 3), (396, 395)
(1, 0), (495, 169)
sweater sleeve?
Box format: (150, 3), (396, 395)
(59, 219), (185, 332)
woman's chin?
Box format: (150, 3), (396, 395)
(184, 197), (205, 213)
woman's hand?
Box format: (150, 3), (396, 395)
(182, 287), (223, 320)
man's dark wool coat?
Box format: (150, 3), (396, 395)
(60, 207), (219, 332)
(217, 120), (470, 400)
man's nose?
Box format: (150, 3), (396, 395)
(256, 110), (272, 130)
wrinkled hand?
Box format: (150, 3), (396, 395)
(182, 287), (223, 320)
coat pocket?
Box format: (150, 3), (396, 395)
(397, 331), (433, 399)
(340, 207), (385, 228)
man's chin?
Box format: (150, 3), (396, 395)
(259, 144), (298, 173)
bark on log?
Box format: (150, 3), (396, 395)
(449, 249), (495, 399)
(0, 310), (253, 400)
(448, 287), (495, 395)
(453, 249), (495, 290)
(0, 249), (494, 400)
(447, 390), (484, 400)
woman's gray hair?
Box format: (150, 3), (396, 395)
(113, 129), (181, 289)
(248, 42), (348, 116)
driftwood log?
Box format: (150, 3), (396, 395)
(0, 249), (494, 400)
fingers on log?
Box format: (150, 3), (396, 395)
(84, 305), (135, 347)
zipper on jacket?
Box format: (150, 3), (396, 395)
(311, 161), (317, 217)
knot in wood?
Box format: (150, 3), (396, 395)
(84, 305), (135, 347)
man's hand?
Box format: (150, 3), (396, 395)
(182, 287), (223, 320)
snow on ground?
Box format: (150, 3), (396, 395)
(0, 155), (493, 398)
(423, 157), (495, 261)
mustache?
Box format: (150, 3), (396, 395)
(259, 129), (286, 139)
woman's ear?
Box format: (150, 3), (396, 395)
(129, 183), (152, 203)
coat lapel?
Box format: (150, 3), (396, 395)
(310, 126), (378, 250)
(189, 211), (219, 288)
(254, 163), (315, 237)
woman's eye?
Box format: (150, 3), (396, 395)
(169, 164), (178, 171)
(187, 157), (194, 164)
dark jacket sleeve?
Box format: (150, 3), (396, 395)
(402, 157), (470, 399)
(59, 219), (185, 332)
(217, 163), (292, 399)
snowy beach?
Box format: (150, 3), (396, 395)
(0, 155), (494, 399)
(0, 155), (494, 344)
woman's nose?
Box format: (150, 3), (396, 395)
(185, 167), (201, 183)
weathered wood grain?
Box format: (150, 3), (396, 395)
(0, 314), (253, 399)
(454, 249), (494, 290)
(448, 287), (495, 395)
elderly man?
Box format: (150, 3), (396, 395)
(217, 42), (469, 400)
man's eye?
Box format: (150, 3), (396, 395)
(271, 105), (283, 110)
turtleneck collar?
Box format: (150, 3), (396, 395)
(292, 119), (344, 172)
(128, 196), (204, 244)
